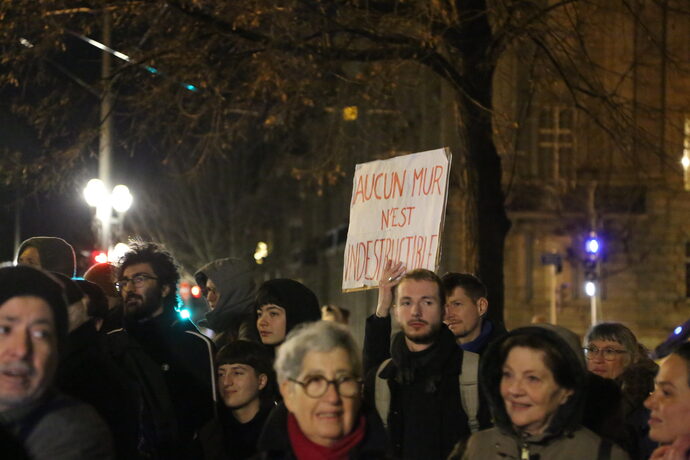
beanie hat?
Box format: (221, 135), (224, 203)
(255, 279), (320, 335)
(84, 263), (118, 298)
(16, 237), (76, 278)
(194, 258), (256, 332)
(0, 266), (69, 353)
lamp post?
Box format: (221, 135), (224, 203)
(83, 179), (133, 253)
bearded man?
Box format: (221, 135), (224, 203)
(116, 242), (216, 458)
(364, 269), (482, 460)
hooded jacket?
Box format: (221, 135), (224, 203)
(460, 327), (630, 460)
(195, 258), (256, 343)
(16, 236), (76, 278)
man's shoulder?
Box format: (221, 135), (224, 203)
(25, 393), (114, 459)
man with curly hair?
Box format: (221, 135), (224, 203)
(116, 242), (216, 458)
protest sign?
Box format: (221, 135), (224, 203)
(342, 148), (452, 291)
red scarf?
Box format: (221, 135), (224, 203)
(287, 412), (366, 460)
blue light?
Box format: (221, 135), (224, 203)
(184, 84), (198, 92)
(145, 66), (159, 74)
(674, 326), (683, 335)
(585, 236), (600, 255)
(179, 308), (191, 320)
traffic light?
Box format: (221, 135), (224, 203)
(585, 233), (600, 255)
(583, 232), (600, 297)
(191, 285), (202, 299)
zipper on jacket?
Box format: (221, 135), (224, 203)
(519, 434), (530, 460)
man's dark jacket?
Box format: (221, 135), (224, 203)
(123, 308), (216, 458)
(364, 328), (484, 460)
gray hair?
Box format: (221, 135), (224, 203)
(274, 320), (362, 384)
(585, 322), (642, 365)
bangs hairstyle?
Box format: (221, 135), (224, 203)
(255, 285), (283, 311)
(499, 333), (582, 390)
(585, 322), (641, 364)
(274, 321), (362, 384)
(395, 269), (446, 307)
(216, 340), (273, 378)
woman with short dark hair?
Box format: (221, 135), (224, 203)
(461, 327), (630, 459)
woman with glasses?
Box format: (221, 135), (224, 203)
(255, 321), (388, 459)
(585, 322), (658, 459)
(644, 342), (690, 459)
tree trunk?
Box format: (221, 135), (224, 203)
(453, 0), (512, 329)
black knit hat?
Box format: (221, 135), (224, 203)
(255, 279), (320, 335)
(16, 237), (76, 278)
(0, 266), (69, 352)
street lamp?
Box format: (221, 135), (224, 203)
(83, 179), (133, 252)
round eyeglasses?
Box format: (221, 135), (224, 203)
(288, 375), (362, 398)
(583, 346), (628, 361)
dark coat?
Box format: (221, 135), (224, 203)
(199, 402), (273, 460)
(123, 308), (217, 458)
(254, 403), (389, 460)
(55, 320), (140, 459)
(0, 390), (114, 460)
(364, 327), (478, 460)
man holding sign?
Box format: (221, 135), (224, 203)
(363, 268), (487, 459)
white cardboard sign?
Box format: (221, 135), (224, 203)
(342, 148), (451, 291)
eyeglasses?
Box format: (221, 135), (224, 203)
(115, 273), (158, 291)
(288, 375), (362, 399)
(583, 346), (628, 361)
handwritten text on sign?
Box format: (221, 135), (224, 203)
(342, 148), (451, 291)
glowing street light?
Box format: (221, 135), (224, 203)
(83, 179), (134, 251)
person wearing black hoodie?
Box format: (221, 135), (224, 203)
(194, 258), (257, 347)
(459, 327), (630, 459)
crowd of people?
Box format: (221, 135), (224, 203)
(0, 236), (688, 459)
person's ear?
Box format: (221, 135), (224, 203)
(161, 284), (171, 298)
(559, 388), (574, 405)
(258, 373), (268, 391)
(477, 297), (489, 317)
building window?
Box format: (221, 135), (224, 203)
(537, 106), (574, 183)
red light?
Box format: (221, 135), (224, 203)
(179, 282), (191, 301)
(191, 285), (202, 298)
(92, 251), (108, 264)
